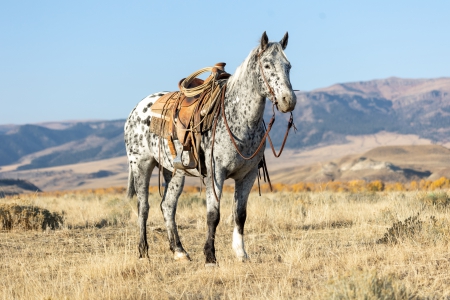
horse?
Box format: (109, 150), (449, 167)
(124, 31), (297, 266)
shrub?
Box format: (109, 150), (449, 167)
(377, 213), (422, 244)
(0, 203), (63, 230)
(327, 271), (413, 300)
(418, 192), (450, 209)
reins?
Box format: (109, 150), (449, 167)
(221, 88), (276, 160)
(218, 48), (295, 161)
(155, 49), (296, 202)
(264, 113), (296, 158)
(209, 49), (296, 201)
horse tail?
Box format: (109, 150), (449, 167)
(126, 167), (136, 199)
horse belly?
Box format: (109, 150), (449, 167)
(148, 132), (203, 177)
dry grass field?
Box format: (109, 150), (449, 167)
(1, 188), (450, 299)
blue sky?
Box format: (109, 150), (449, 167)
(1, 1), (449, 125)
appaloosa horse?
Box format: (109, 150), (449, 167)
(124, 31), (296, 266)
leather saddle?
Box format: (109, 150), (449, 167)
(149, 63), (230, 171)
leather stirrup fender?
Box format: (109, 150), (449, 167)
(167, 135), (177, 158)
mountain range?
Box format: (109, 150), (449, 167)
(1, 77), (449, 192)
(279, 76), (450, 148)
(0, 120), (125, 169)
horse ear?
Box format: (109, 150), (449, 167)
(260, 31), (269, 51)
(280, 32), (288, 50)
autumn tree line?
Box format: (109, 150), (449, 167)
(252, 177), (450, 193)
(28, 177), (450, 197)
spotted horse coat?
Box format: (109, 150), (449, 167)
(124, 31), (297, 266)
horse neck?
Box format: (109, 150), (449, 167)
(224, 56), (266, 131)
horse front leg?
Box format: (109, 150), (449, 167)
(233, 169), (258, 262)
(204, 169), (225, 267)
(160, 169), (190, 261)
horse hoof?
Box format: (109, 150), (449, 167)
(174, 251), (191, 262)
(237, 255), (249, 262)
(205, 262), (218, 268)
(234, 250), (249, 262)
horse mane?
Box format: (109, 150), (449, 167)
(227, 48), (257, 91)
(227, 42), (283, 92)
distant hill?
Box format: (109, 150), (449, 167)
(269, 145), (450, 184)
(0, 77), (449, 173)
(1, 143), (448, 192)
(0, 120), (126, 169)
(280, 77), (450, 149)
(0, 179), (42, 198)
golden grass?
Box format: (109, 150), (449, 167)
(1, 189), (450, 299)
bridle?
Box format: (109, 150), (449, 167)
(257, 49), (278, 109)
(209, 46), (296, 201)
(256, 47), (296, 158)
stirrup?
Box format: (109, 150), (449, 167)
(173, 146), (197, 170)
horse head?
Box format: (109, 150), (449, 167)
(256, 31), (297, 113)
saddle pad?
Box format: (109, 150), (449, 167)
(149, 117), (170, 138)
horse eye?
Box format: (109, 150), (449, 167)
(264, 64), (270, 69)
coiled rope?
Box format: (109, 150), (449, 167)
(179, 67), (215, 97)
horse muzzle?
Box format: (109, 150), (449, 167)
(275, 91), (297, 113)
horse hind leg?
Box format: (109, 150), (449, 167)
(130, 157), (157, 259)
(160, 168), (190, 262)
(126, 167), (136, 199)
